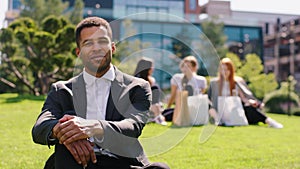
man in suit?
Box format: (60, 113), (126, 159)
(32, 17), (169, 169)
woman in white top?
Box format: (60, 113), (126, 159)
(167, 56), (207, 108)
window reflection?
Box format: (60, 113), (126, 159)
(118, 20), (262, 88)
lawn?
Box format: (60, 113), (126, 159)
(0, 93), (299, 169)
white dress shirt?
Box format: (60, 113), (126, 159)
(83, 66), (117, 155)
(83, 65), (115, 121)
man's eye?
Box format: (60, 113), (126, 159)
(83, 41), (93, 46)
(98, 39), (109, 45)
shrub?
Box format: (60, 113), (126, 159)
(292, 107), (300, 116)
(263, 91), (299, 114)
(263, 77), (299, 114)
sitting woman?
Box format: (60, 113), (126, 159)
(207, 57), (283, 128)
(166, 56), (207, 126)
(134, 57), (167, 125)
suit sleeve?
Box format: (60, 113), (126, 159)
(32, 84), (75, 146)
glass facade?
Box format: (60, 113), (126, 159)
(116, 20), (219, 89)
(110, 0), (263, 88)
(12, 0), (21, 9)
(6, 0), (263, 89)
(225, 26), (263, 60)
(8, 0), (21, 10)
(113, 0), (184, 21)
(116, 20), (263, 89)
(10, 0), (300, 90)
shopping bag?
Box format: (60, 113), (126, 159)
(187, 94), (209, 125)
(172, 90), (191, 126)
(218, 96), (248, 126)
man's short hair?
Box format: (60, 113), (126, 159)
(75, 17), (113, 47)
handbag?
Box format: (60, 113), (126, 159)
(172, 90), (191, 126)
(218, 96), (248, 126)
(187, 94), (209, 125)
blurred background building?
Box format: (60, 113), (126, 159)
(4, 0), (300, 90)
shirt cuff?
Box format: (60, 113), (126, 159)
(47, 131), (58, 146)
(93, 135), (104, 143)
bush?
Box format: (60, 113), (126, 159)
(263, 79), (299, 114)
(226, 53), (278, 100)
(292, 107), (300, 116)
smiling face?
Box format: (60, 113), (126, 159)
(179, 56), (198, 77)
(180, 61), (192, 75)
(218, 58), (235, 82)
(180, 61), (197, 77)
(76, 26), (115, 77)
(220, 63), (231, 80)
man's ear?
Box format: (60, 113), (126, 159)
(111, 42), (116, 53)
(75, 48), (81, 57)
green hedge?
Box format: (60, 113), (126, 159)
(263, 88), (299, 114)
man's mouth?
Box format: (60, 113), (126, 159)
(90, 55), (104, 61)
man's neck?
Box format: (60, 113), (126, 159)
(86, 65), (111, 78)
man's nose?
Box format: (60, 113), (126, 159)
(92, 42), (102, 49)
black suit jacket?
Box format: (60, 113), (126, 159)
(32, 66), (152, 165)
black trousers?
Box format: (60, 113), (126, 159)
(243, 105), (267, 124)
(51, 144), (170, 169)
(54, 144), (142, 169)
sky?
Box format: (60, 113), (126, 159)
(201, 0), (300, 15)
(1, 0), (300, 28)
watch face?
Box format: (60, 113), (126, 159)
(190, 0), (197, 10)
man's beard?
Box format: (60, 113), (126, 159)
(96, 56), (111, 73)
(85, 54), (111, 75)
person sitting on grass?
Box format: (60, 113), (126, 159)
(134, 57), (167, 126)
(207, 57), (283, 128)
(32, 16), (170, 169)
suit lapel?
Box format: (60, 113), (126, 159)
(106, 68), (125, 120)
(71, 67), (126, 120)
(72, 73), (87, 118)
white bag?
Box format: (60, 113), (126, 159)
(187, 94), (209, 125)
(218, 96), (248, 126)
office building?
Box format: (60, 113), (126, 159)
(4, 0), (300, 90)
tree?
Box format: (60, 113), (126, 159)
(170, 27), (192, 59)
(239, 54), (278, 99)
(200, 16), (228, 58)
(238, 54), (264, 82)
(263, 75), (299, 114)
(113, 19), (151, 74)
(69, 0), (84, 25)
(20, 0), (83, 26)
(0, 16), (76, 95)
(0, 0), (84, 95)
(20, 0), (69, 23)
(226, 53), (278, 99)
(225, 52), (242, 71)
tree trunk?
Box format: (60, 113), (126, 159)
(37, 71), (51, 95)
(0, 77), (16, 88)
(3, 56), (40, 96)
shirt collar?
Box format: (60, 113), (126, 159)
(83, 64), (115, 86)
(102, 64), (115, 82)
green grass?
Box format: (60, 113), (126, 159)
(0, 93), (52, 169)
(1, 93), (300, 169)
